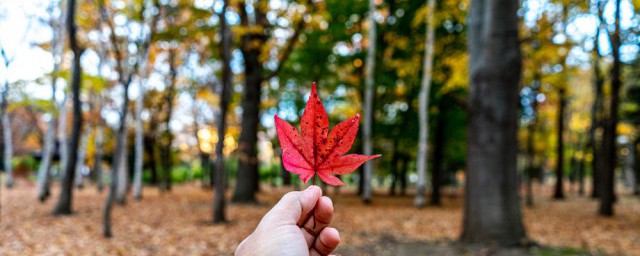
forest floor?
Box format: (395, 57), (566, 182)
(1, 179), (639, 256)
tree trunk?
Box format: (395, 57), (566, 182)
(192, 90), (212, 188)
(133, 92), (144, 200)
(279, 148), (291, 186)
(58, 95), (69, 179)
(633, 137), (639, 195)
(37, 6), (65, 199)
(590, 0), (605, 199)
(143, 133), (158, 185)
(75, 129), (89, 189)
(389, 141), (399, 196)
(400, 154), (408, 196)
(37, 97), (56, 201)
(430, 102), (445, 206)
(525, 96), (537, 207)
(415, 0), (436, 208)
(213, 0), (232, 222)
(160, 49), (177, 192)
(115, 129), (129, 203)
(233, 2), (265, 203)
(94, 115), (105, 192)
(599, 0), (622, 217)
(104, 111), (127, 237)
(1, 80), (13, 188)
(554, 88), (566, 199)
(53, 0), (83, 215)
(461, 0), (526, 245)
(578, 149), (586, 195)
(361, 0), (377, 204)
(133, 0), (158, 200)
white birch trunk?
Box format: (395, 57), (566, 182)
(415, 0), (436, 208)
(38, 4), (65, 199)
(75, 128), (90, 188)
(58, 95), (69, 177)
(133, 39), (152, 200)
(115, 111), (128, 204)
(2, 101), (13, 188)
(362, 0), (377, 203)
(94, 116), (105, 192)
(37, 88), (58, 201)
(133, 81), (145, 200)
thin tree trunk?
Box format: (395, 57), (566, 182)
(53, 0), (83, 215)
(633, 137), (640, 195)
(37, 2), (65, 200)
(415, 0), (436, 208)
(94, 114), (105, 192)
(75, 131), (91, 188)
(144, 134), (158, 185)
(578, 149), (586, 195)
(191, 90), (211, 188)
(554, 88), (566, 199)
(75, 128), (90, 189)
(133, 0), (158, 200)
(104, 111), (126, 237)
(590, 0), (605, 199)
(430, 102), (445, 206)
(525, 94), (537, 207)
(160, 49), (177, 191)
(599, 0), (622, 217)
(115, 127), (129, 203)
(1, 81), (13, 188)
(133, 73), (146, 200)
(362, 0), (377, 204)
(37, 92), (56, 200)
(400, 154), (408, 196)
(58, 95), (69, 180)
(389, 141), (399, 196)
(280, 148), (291, 186)
(461, 0), (526, 245)
(213, 0), (232, 223)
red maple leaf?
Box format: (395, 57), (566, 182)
(274, 82), (380, 186)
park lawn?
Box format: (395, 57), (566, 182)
(1, 180), (639, 255)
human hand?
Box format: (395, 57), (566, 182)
(235, 186), (341, 256)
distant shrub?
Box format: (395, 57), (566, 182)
(13, 156), (37, 177)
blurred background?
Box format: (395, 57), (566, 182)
(0, 0), (639, 255)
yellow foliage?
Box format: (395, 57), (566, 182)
(196, 89), (219, 106)
(617, 123), (634, 136)
(438, 53), (468, 94)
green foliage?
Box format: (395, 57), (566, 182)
(12, 156), (38, 173)
(170, 165), (193, 183)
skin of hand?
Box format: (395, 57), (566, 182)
(235, 186), (341, 256)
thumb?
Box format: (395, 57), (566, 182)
(263, 185), (322, 226)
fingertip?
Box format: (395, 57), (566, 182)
(304, 185), (323, 199)
(324, 227), (340, 244)
(315, 227), (340, 255)
(318, 196), (334, 215)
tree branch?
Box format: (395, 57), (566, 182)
(263, 18), (305, 80)
(98, 0), (126, 84)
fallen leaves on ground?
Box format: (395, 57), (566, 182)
(1, 180), (639, 255)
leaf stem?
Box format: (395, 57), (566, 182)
(311, 172), (317, 229)
(312, 172), (317, 186)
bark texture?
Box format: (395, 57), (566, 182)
(461, 0), (526, 245)
(53, 0), (84, 215)
(361, 0), (377, 204)
(415, 0), (436, 208)
(213, 0), (232, 223)
(600, 0), (622, 217)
